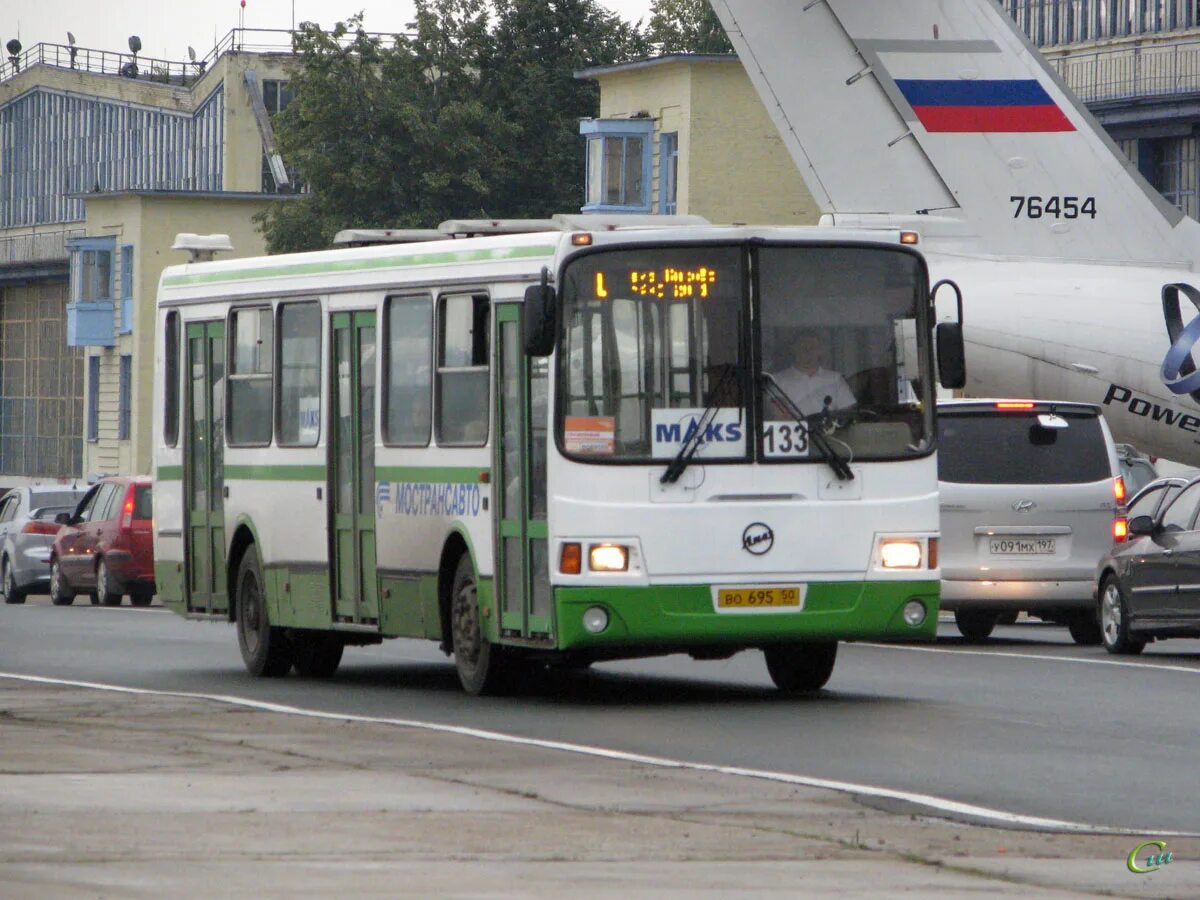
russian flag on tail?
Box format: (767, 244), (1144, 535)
(895, 79), (1075, 133)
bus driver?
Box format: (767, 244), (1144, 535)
(772, 330), (856, 416)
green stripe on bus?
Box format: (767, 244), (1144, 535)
(159, 464), (488, 483)
(225, 465), (327, 481)
(162, 244), (557, 287)
(376, 466), (487, 484)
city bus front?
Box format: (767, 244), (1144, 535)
(539, 232), (954, 686)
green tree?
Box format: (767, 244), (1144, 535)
(257, 1), (647, 253)
(258, 4), (508, 253)
(645, 0), (733, 55)
(483, 0), (648, 218)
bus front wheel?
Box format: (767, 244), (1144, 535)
(450, 554), (507, 695)
(235, 545), (293, 677)
(763, 642), (837, 693)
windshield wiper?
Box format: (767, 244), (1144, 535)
(760, 373), (854, 481)
(660, 365), (741, 485)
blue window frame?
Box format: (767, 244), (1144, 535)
(118, 355), (132, 440)
(67, 236), (116, 348)
(120, 245), (134, 335)
(659, 132), (679, 215)
(87, 356), (101, 443)
(580, 118), (654, 213)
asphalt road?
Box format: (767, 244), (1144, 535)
(2, 597), (1198, 834)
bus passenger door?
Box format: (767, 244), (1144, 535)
(185, 321), (228, 615)
(495, 304), (553, 640)
(329, 311), (380, 626)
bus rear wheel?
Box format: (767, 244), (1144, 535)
(763, 642), (837, 693)
(235, 545), (293, 677)
(291, 631), (344, 678)
(450, 554), (507, 695)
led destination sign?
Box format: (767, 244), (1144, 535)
(593, 264), (721, 301)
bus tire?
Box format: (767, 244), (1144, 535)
(49, 558), (75, 606)
(450, 553), (507, 695)
(291, 632), (344, 678)
(954, 609), (996, 642)
(235, 545), (293, 677)
(763, 641), (837, 693)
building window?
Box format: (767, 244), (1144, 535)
(228, 307), (274, 446)
(276, 302), (321, 447)
(120, 245), (134, 335)
(580, 118), (655, 213)
(87, 356), (100, 442)
(261, 79), (299, 193)
(69, 238), (115, 303)
(118, 355), (132, 440)
(659, 132), (679, 215)
(1153, 136), (1199, 220)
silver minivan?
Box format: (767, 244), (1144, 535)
(937, 400), (1124, 643)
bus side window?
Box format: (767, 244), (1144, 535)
(436, 293), (489, 447)
(384, 295), (434, 446)
(229, 306), (274, 446)
(163, 311), (180, 446)
(276, 302), (321, 447)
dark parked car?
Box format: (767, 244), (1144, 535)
(0, 485), (89, 603)
(49, 477), (156, 607)
(1096, 475), (1200, 654)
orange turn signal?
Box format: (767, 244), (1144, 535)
(927, 537), (938, 570)
(559, 542), (582, 575)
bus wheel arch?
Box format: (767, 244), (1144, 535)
(226, 524), (258, 622)
(437, 534), (471, 654)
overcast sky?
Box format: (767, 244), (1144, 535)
(2, 1), (655, 62)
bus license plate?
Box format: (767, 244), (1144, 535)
(714, 585), (805, 612)
(989, 538), (1056, 555)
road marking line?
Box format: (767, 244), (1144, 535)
(0, 670), (1193, 838)
(861, 642), (1200, 675)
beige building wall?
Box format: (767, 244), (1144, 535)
(79, 193), (279, 479)
(586, 57), (818, 225)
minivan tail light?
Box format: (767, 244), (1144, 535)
(1113, 517), (1129, 543)
(1113, 476), (1127, 503)
(121, 494), (135, 531)
(21, 520), (60, 536)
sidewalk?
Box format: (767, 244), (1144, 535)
(0, 682), (1195, 898)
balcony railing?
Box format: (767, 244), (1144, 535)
(0, 27), (407, 86)
(1051, 39), (1200, 103)
(0, 228), (83, 266)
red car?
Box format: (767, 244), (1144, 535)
(49, 476), (156, 607)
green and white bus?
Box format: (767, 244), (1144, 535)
(153, 219), (965, 694)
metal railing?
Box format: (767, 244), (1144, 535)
(1051, 38), (1200, 103)
(0, 228), (84, 265)
(0, 27), (408, 86)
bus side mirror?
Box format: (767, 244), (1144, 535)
(936, 321), (966, 389)
(524, 279), (558, 358)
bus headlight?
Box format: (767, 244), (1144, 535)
(880, 540), (922, 569)
(588, 544), (629, 572)
(903, 600), (927, 627)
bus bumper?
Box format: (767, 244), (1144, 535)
(554, 581), (939, 652)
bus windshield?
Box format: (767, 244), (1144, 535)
(558, 243), (933, 464)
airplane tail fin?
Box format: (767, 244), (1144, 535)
(711, 0), (1200, 266)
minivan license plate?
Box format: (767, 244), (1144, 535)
(989, 538), (1056, 555)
